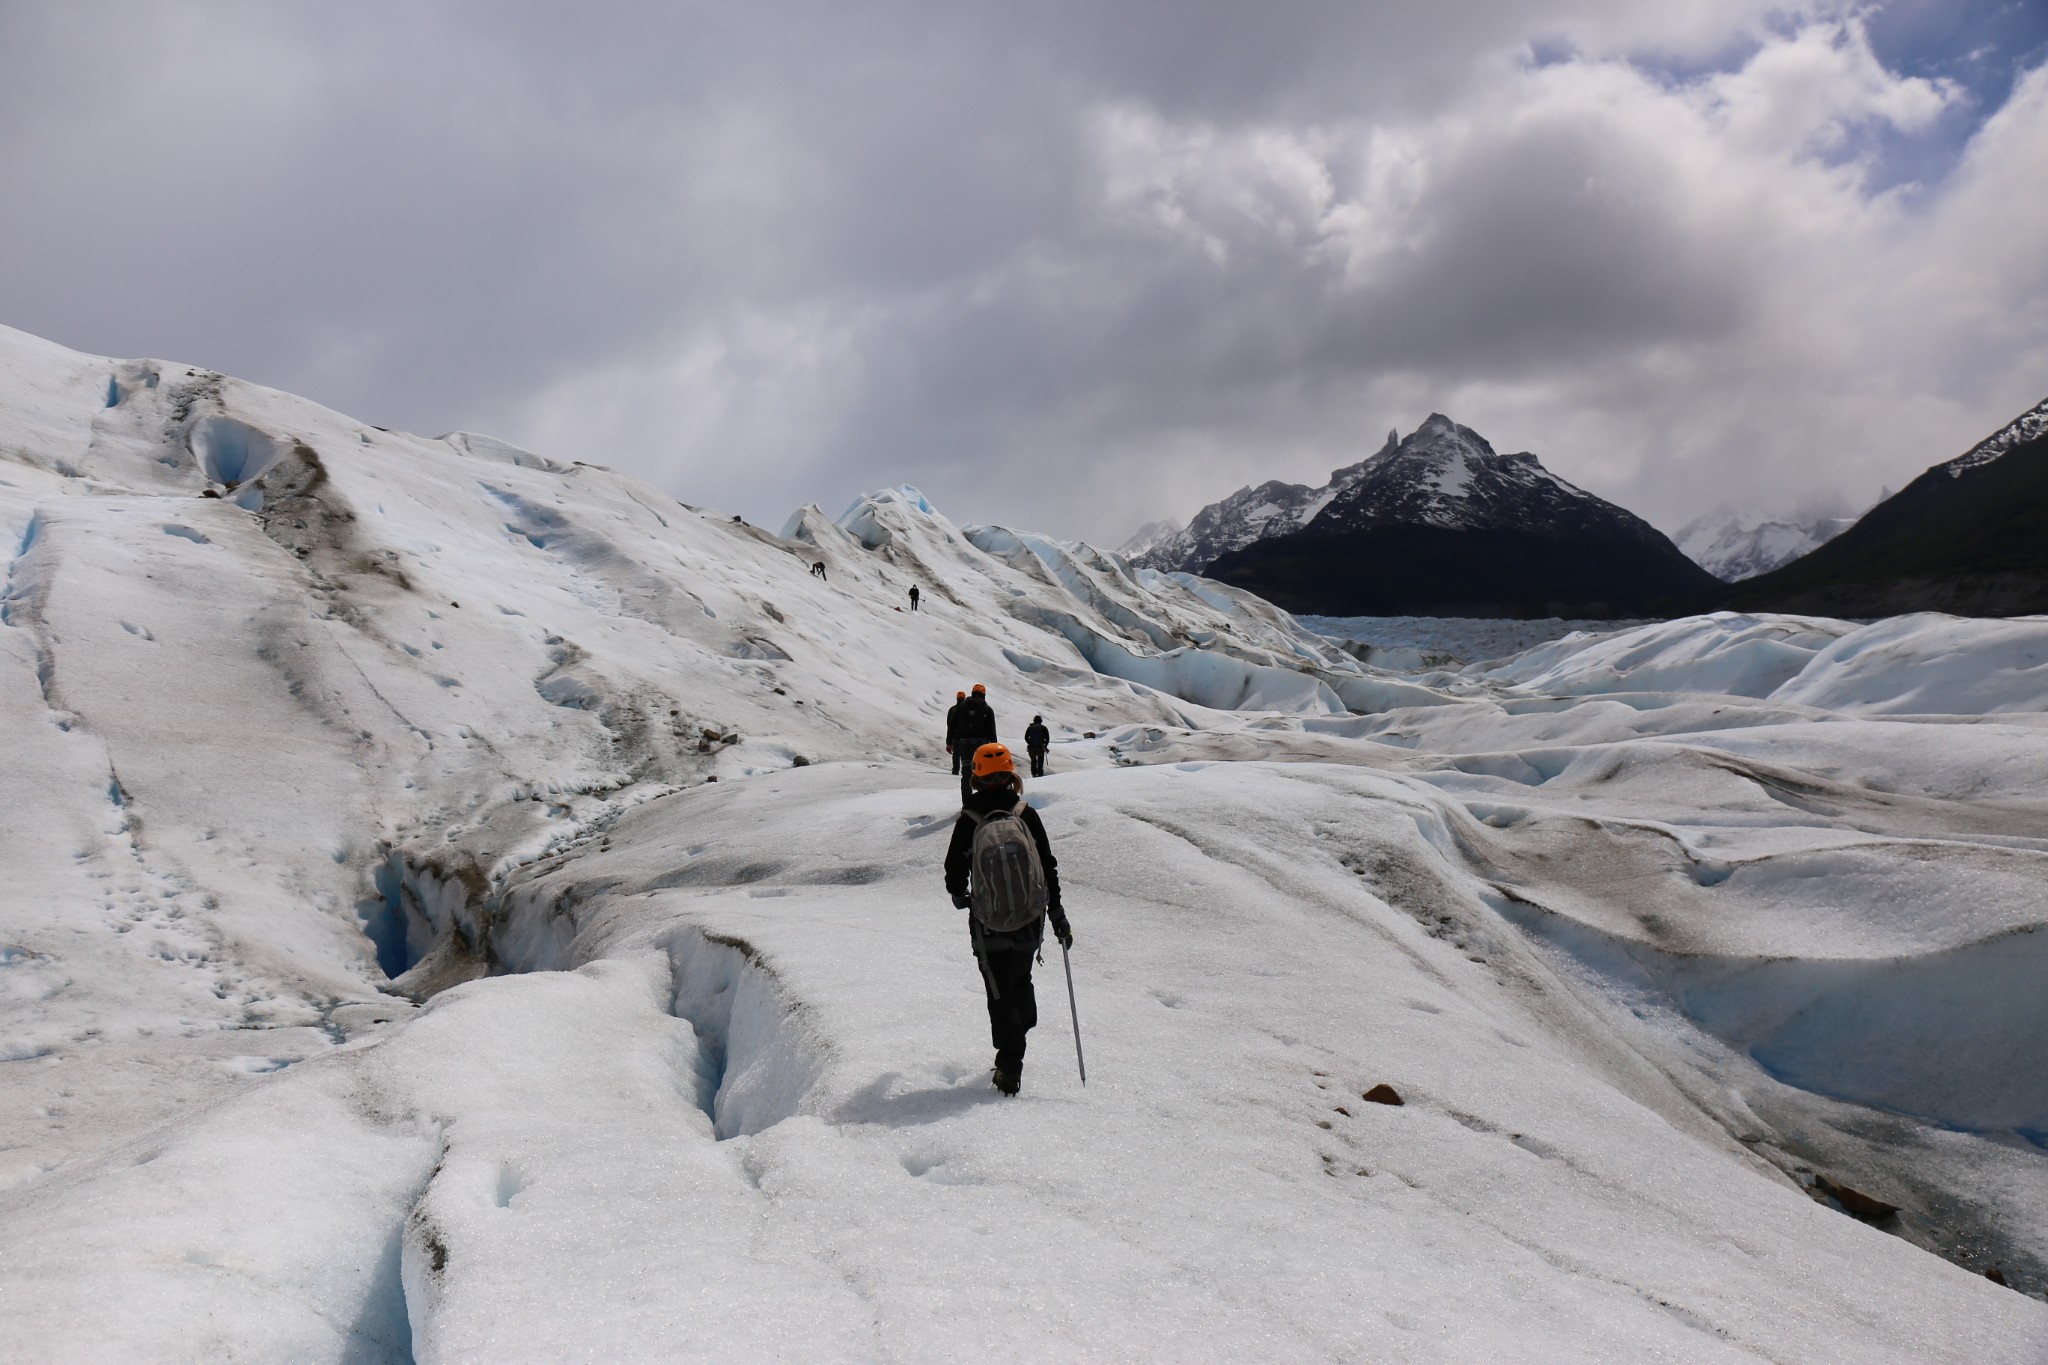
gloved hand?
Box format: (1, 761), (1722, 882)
(1051, 915), (1073, 950)
(952, 893), (971, 910)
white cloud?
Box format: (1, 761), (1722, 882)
(0, 3), (2041, 543)
(1692, 19), (1959, 155)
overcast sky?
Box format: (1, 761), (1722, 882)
(3, 1), (2045, 543)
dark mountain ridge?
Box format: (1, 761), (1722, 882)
(1132, 434), (1397, 576)
(1725, 397), (2048, 618)
(1199, 415), (1722, 618)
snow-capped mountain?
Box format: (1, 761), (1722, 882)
(1731, 393), (2048, 617)
(1941, 394), (2048, 475)
(1131, 431), (1397, 574)
(1115, 517), (1182, 561)
(1303, 414), (1639, 536)
(1676, 508), (1857, 581)
(2, 324), (2046, 1359)
(1206, 415), (1723, 617)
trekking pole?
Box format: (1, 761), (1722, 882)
(1060, 941), (1086, 1086)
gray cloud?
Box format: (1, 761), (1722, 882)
(1, 1), (2043, 545)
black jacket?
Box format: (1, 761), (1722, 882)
(953, 695), (997, 744)
(1024, 722), (1050, 752)
(945, 786), (1066, 951)
(944, 700), (963, 746)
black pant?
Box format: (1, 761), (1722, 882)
(981, 948), (1038, 1072)
(950, 749), (960, 775)
(1028, 747), (1046, 777)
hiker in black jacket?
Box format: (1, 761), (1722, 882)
(1024, 715), (1050, 777)
(944, 691), (966, 774)
(952, 683), (997, 805)
(944, 743), (1072, 1095)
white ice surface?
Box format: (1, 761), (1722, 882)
(2, 324), (2045, 1361)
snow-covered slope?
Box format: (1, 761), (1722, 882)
(2, 324), (2045, 1360)
(1115, 516), (1181, 561)
(0, 321), (1387, 1178)
(1675, 509), (1858, 580)
(1943, 394), (2048, 475)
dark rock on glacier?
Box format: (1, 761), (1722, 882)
(1811, 1173), (1900, 1221)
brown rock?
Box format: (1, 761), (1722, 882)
(1813, 1174), (1898, 1219)
(1986, 1267), (2008, 1287)
(1361, 1084), (1404, 1106)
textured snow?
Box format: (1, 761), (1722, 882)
(1466, 613), (1858, 698)
(2, 323), (2045, 1360)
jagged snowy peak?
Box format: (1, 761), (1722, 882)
(1306, 414), (1644, 542)
(1132, 429), (1398, 573)
(1676, 508), (1857, 580)
(1130, 417), (1703, 613)
(1139, 414), (1688, 585)
(1942, 394), (2048, 475)
(1115, 517), (1180, 560)
(1206, 415), (1722, 616)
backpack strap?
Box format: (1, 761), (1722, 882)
(964, 798), (1025, 825)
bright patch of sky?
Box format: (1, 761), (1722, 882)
(1545, 1), (2048, 193)
(1860, 0), (2048, 188)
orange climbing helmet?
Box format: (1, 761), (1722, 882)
(971, 683), (987, 695)
(956, 690), (966, 699)
(971, 743), (1016, 779)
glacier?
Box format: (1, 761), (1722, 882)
(0, 322), (2044, 1361)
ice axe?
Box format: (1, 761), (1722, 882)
(1060, 939), (1086, 1086)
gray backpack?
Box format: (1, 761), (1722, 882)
(968, 800), (1048, 934)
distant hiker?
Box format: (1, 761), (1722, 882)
(945, 690), (967, 775)
(953, 684), (997, 805)
(945, 743), (1072, 1096)
(908, 584), (920, 611)
(811, 560), (827, 580)
(1024, 715), (1050, 778)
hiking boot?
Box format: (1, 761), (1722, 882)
(992, 1066), (1020, 1096)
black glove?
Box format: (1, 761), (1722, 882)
(952, 893), (971, 910)
(1051, 916), (1073, 950)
